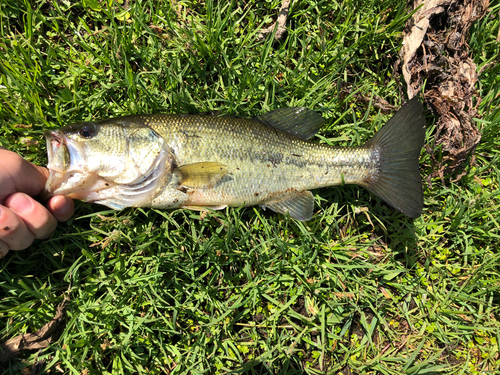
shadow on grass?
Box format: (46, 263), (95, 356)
(231, 358), (318, 375)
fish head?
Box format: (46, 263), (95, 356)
(44, 119), (171, 209)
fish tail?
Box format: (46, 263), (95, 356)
(364, 97), (425, 218)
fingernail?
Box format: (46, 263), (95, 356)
(53, 196), (69, 216)
(8, 193), (34, 215)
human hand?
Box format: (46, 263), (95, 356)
(0, 147), (74, 257)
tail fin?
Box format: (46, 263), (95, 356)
(364, 97), (425, 218)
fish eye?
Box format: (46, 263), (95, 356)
(79, 123), (97, 139)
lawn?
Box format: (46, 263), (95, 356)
(0, 0), (499, 374)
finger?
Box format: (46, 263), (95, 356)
(47, 196), (75, 222)
(0, 239), (9, 258)
(5, 193), (58, 240)
(0, 205), (35, 250)
(0, 149), (49, 203)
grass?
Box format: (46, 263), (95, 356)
(0, 0), (499, 374)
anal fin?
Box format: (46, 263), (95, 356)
(264, 191), (314, 221)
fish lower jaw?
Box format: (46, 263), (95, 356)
(46, 171), (111, 198)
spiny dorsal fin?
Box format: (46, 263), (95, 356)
(256, 108), (325, 140)
(264, 190), (314, 221)
(175, 162), (228, 188)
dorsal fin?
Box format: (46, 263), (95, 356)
(256, 108), (325, 140)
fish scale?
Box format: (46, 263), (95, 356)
(136, 114), (377, 207)
(44, 98), (425, 220)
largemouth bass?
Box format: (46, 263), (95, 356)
(44, 98), (425, 221)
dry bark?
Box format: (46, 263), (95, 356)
(257, 0), (290, 42)
(0, 300), (68, 363)
(398, 0), (489, 184)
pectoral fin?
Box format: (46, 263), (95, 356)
(175, 162), (228, 189)
(264, 190), (314, 221)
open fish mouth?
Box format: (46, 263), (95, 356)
(42, 125), (172, 208)
(45, 130), (70, 173)
(44, 129), (72, 198)
(43, 129), (94, 199)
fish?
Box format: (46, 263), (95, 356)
(44, 97), (425, 221)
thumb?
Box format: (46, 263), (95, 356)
(0, 149), (50, 203)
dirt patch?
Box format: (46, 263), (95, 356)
(398, 0), (489, 184)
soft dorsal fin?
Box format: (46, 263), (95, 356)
(175, 162), (228, 189)
(256, 108), (325, 140)
(264, 190), (315, 221)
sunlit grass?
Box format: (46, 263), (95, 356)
(0, 0), (499, 374)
